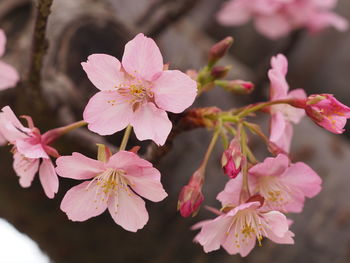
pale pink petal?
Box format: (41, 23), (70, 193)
(265, 229), (295, 244)
(13, 152), (39, 188)
(122, 33), (163, 81)
(83, 91), (133, 135)
(222, 227), (256, 257)
(307, 12), (349, 33)
(108, 187), (148, 232)
(250, 154), (290, 178)
(0, 133), (6, 145)
(39, 159), (58, 199)
(81, 54), (125, 91)
(0, 61), (19, 90)
(0, 106), (30, 142)
(60, 181), (108, 221)
(16, 138), (48, 159)
(125, 166), (167, 202)
(131, 102), (172, 146)
(255, 14), (292, 39)
(195, 215), (232, 253)
(107, 151), (151, 170)
(217, 173), (242, 206)
(56, 152), (105, 180)
(262, 211), (289, 237)
(153, 70), (197, 113)
(270, 112), (293, 153)
(216, 0), (252, 26)
(0, 29), (5, 57)
(282, 162), (322, 198)
(269, 54), (289, 100)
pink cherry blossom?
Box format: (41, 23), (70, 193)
(305, 94), (350, 134)
(56, 150), (168, 232)
(268, 54), (306, 153)
(221, 138), (243, 178)
(0, 29), (19, 90)
(82, 33), (197, 146)
(219, 154), (322, 213)
(193, 201), (294, 256)
(217, 0), (348, 39)
(0, 106), (59, 198)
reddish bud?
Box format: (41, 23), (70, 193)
(185, 107), (221, 129)
(208, 36), (234, 65)
(217, 80), (254, 94)
(178, 170), (204, 217)
(210, 66), (231, 79)
(221, 138), (243, 178)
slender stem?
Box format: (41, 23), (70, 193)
(239, 125), (251, 202)
(42, 120), (87, 144)
(200, 125), (221, 176)
(236, 99), (294, 119)
(119, 125), (133, 151)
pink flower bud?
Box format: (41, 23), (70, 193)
(208, 36), (233, 65)
(217, 80), (254, 94)
(305, 94), (350, 134)
(221, 138), (242, 178)
(177, 170), (204, 217)
(210, 66), (231, 79)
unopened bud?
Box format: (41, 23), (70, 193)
(210, 66), (231, 79)
(185, 107), (221, 128)
(208, 36), (234, 65)
(221, 138), (243, 178)
(217, 80), (254, 94)
(177, 170), (204, 217)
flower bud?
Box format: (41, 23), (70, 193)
(210, 66), (231, 79)
(305, 94), (350, 134)
(217, 80), (254, 94)
(221, 138), (243, 178)
(185, 107), (221, 129)
(208, 36), (234, 65)
(177, 170), (204, 217)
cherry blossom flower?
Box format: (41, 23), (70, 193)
(218, 154), (322, 213)
(0, 106), (59, 198)
(0, 29), (19, 90)
(193, 200), (294, 257)
(221, 138), (243, 178)
(82, 33), (197, 146)
(217, 0), (348, 39)
(56, 149), (168, 232)
(268, 54), (306, 153)
(305, 94), (350, 134)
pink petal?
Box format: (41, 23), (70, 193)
(56, 152), (105, 180)
(16, 138), (48, 159)
(216, 0), (252, 26)
(83, 91), (133, 135)
(0, 106), (30, 142)
(195, 215), (232, 253)
(39, 159), (58, 199)
(270, 112), (293, 153)
(282, 162), (322, 198)
(108, 187), (148, 232)
(60, 181), (108, 221)
(131, 102), (172, 146)
(217, 173), (242, 206)
(263, 211), (289, 237)
(265, 229), (295, 244)
(222, 227), (256, 257)
(107, 150), (151, 170)
(153, 70), (197, 113)
(0, 133), (6, 145)
(125, 166), (167, 202)
(255, 14), (292, 39)
(81, 54), (125, 91)
(307, 12), (349, 32)
(0, 61), (19, 90)
(0, 29), (5, 57)
(13, 152), (39, 188)
(269, 54), (289, 99)
(122, 33), (163, 81)
(249, 154), (290, 178)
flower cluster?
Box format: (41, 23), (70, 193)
(1, 25), (350, 258)
(217, 0), (349, 39)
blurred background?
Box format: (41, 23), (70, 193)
(0, 0), (350, 262)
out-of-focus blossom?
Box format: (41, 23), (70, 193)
(193, 200), (294, 256)
(305, 94), (350, 134)
(178, 169), (204, 217)
(82, 33), (197, 146)
(268, 54), (306, 153)
(0, 106), (59, 198)
(0, 29), (19, 90)
(217, 0), (349, 39)
(57, 149), (167, 232)
(221, 137), (243, 178)
(208, 36), (234, 65)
